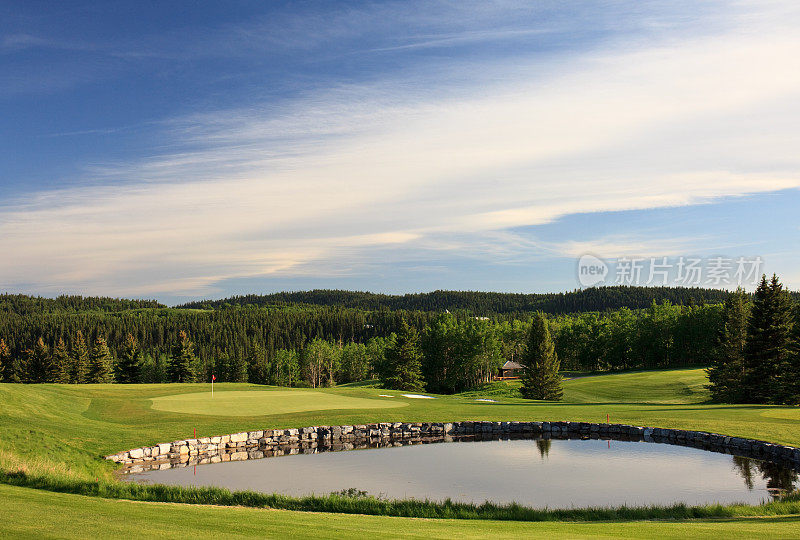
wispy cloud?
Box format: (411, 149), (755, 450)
(1, 2), (799, 298)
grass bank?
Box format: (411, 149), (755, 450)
(3, 483), (800, 539)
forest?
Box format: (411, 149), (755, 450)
(0, 286), (729, 389)
(1, 283), (798, 403)
(177, 285), (736, 314)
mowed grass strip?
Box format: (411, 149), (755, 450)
(150, 390), (408, 416)
(1, 484), (800, 540)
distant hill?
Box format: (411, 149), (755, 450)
(176, 286), (737, 314)
(0, 294), (164, 315)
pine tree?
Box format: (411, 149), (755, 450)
(784, 302), (800, 404)
(706, 288), (749, 402)
(169, 330), (197, 383)
(117, 333), (141, 384)
(382, 320), (425, 391)
(0, 338), (9, 382)
(248, 342), (271, 385)
(743, 275), (793, 404)
(27, 337), (50, 383)
(520, 312), (563, 401)
(50, 338), (71, 383)
(71, 331), (89, 384)
(88, 335), (115, 383)
(1, 338), (21, 383)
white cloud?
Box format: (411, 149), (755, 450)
(2, 2), (800, 298)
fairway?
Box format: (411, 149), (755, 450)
(151, 390), (408, 416)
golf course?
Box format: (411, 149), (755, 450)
(2, 368), (800, 538)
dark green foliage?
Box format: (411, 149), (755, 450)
(421, 316), (502, 394)
(50, 338), (71, 384)
(179, 286), (737, 315)
(23, 338), (50, 383)
(0, 338), (9, 382)
(71, 331), (89, 384)
(4, 286), (797, 398)
(169, 331), (197, 383)
(706, 288), (749, 403)
(381, 320), (425, 391)
(743, 275), (793, 404)
(301, 338), (340, 388)
(247, 342), (271, 385)
(117, 333), (141, 384)
(787, 304), (800, 404)
(520, 313), (562, 401)
(339, 342), (369, 384)
(0, 294), (162, 315)
(272, 349), (299, 386)
(554, 302), (721, 372)
(88, 336), (115, 384)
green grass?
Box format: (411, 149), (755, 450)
(3, 483), (800, 539)
(151, 389), (408, 416)
(1, 369), (800, 535)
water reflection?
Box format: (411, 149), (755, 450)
(733, 456), (798, 498)
(535, 439), (551, 459)
(129, 438), (799, 508)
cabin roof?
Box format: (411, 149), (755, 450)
(501, 360), (524, 370)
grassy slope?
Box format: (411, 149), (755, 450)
(1, 369), (800, 537)
(3, 484), (800, 539)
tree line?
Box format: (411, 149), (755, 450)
(2, 280), (798, 404)
(178, 286), (736, 314)
(0, 301), (722, 392)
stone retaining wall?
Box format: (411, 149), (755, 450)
(108, 421), (800, 475)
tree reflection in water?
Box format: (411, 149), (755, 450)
(535, 439), (551, 459)
(732, 456), (798, 498)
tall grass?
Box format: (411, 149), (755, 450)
(2, 469), (799, 522)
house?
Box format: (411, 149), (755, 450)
(497, 360), (524, 379)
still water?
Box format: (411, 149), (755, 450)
(130, 438), (797, 508)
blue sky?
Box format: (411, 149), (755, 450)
(1, 1), (799, 304)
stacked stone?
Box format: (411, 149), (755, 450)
(107, 421), (800, 475)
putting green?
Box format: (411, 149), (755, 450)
(150, 390), (408, 416)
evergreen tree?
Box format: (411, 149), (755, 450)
(785, 302), (800, 404)
(231, 353), (248, 383)
(88, 335), (115, 383)
(248, 342), (271, 385)
(26, 337), (50, 383)
(71, 331), (89, 384)
(50, 338), (71, 383)
(1, 339), (21, 383)
(0, 338), (8, 382)
(520, 312), (563, 401)
(117, 333), (141, 383)
(743, 275), (793, 403)
(169, 330), (197, 383)
(382, 320), (425, 391)
(706, 288), (749, 402)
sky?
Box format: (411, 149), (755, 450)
(1, 1), (799, 304)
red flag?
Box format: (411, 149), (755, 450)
(212, 374), (216, 381)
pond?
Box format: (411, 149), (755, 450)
(127, 437), (798, 508)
